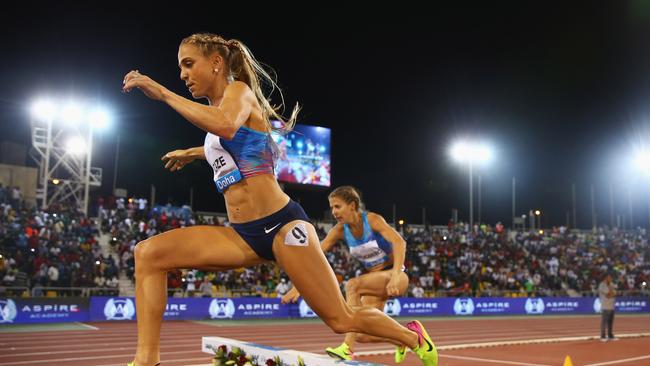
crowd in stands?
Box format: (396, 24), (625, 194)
(402, 222), (649, 298)
(0, 189), (119, 296)
(2, 191), (649, 299)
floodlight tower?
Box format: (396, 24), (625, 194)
(29, 98), (110, 215)
(449, 139), (495, 228)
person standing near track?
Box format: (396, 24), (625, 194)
(122, 33), (437, 366)
(282, 186), (414, 363)
(599, 273), (617, 341)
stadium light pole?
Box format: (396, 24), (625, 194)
(30, 98), (110, 215)
(30, 100), (56, 209)
(86, 108), (110, 215)
(633, 148), (650, 228)
(83, 127), (93, 215)
(112, 133), (120, 195)
(449, 140), (494, 228)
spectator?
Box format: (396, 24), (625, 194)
(0, 183), (6, 204)
(199, 276), (213, 298)
(47, 264), (59, 286)
(275, 278), (290, 297)
(10, 186), (22, 209)
(3, 269), (16, 286)
(412, 284), (425, 298)
(186, 270), (197, 295)
(107, 275), (119, 289)
(599, 273), (617, 341)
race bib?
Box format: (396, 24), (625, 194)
(205, 133), (242, 193)
(349, 240), (389, 268)
(284, 223), (309, 246)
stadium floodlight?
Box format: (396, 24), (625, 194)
(66, 136), (87, 156)
(450, 141), (468, 163)
(534, 210), (543, 230)
(449, 138), (496, 228)
(30, 99), (56, 122)
(61, 102), (84, 126)
(476, 144), (494, 164)
(633, 149), (650, 175)
(89, 107), (110, 130)
(450, 140), (494, 165)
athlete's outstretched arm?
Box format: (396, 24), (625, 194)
(162, 81), (254, 139)
(319, 224), (344, 252)
(123, 70), (254, 139)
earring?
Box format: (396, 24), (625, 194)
(214, 68), (218, 74)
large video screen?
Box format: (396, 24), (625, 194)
(271, 122), (331, 187)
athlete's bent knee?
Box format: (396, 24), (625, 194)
(345, 277), (359, 296)
(134, 238), (160, 269)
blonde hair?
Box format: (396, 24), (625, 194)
(181, 33), (299, 134)
(329, 186), (364, 212)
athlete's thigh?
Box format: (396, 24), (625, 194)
(137, 225), (266, 271)
(272, 220), (350, 321)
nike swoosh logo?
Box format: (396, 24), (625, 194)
(264, 223), (281, 234)
(423, 337), (433, 352)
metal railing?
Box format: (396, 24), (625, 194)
(0, 286), (30, 297)
(424, 288), (650, 298)
(28, 287), (119, 298)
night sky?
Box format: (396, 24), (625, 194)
(2, 3), (650, 228)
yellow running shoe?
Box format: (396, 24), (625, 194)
(406, 320), (438, 366)
(325, 342), (354, 361)
(395, 345), (407, 363)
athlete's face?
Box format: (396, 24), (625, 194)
(329, 196), (357, 224)
(178, 44), (221, 99)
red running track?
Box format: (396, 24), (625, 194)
(0, 315), (648, 366)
